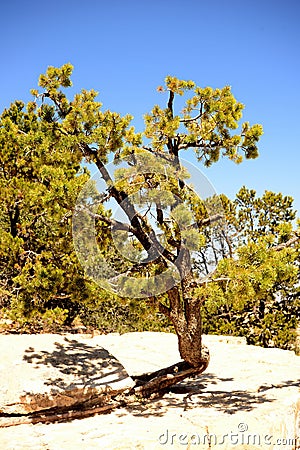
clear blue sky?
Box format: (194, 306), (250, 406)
(1, 0), (300, 214)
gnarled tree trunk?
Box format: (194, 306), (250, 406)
(131, 247), (210, 397)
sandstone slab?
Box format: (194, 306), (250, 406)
(0, 334), (134, 414)
(0, 332), (299, 449)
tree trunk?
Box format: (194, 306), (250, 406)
(160, 246), (207, 368)
(135, 246), (210, 396)
(161, 287), (204, 366)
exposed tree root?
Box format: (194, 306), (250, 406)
(0, 402), (118, 428)
(131, 356), (209, 398)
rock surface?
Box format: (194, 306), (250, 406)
(0, 332), (299, 449)
(0, 334), (134, 414)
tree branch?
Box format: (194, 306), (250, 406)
(167, 90), (174, 118)
(78, 142), (180, 264)
(142, 146), (173, 164)
(74, 205), (134, 232)
(186, 213), (224, 231)
(180, 113), (202, 123)
(178, 138), (219, 151)
(156, 204), (181, 249)
(273, 234), (299, 251)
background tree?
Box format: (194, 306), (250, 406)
(200, 235), (299, 350)
(194, 187), (297, 272)
(30, 64), (263, 393)
(194, 188), (299, 351)
(0, 97), (98, 329)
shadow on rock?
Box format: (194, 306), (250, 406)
(20, 342), (296, 419)
(23, 337), (129, 390)
(119, 372), (276, 418)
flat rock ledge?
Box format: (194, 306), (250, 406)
(0, 334), (134, 415)
(0, 332), (299, 450)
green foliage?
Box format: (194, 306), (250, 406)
(80, 298), (173, 334)
(195, 187), (298, 274)
(145, 81), (263, 165)
(3, 64), (297, 356)
(235, 187), (296, 243)
(0, 94), (97, 324)
(0, 306), (69, 334)
(197, 192), (300, 351)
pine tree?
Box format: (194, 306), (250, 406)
(195, 188), (299, 351)
(0, 94), (95, 328)
(4, 64), (264, 393)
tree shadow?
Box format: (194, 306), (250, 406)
(23, 337), (130, 391)
(118, 372), (277, 417)
(256, 379), (300, 392)
(20, 340), (298, 420)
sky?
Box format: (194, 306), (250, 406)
(1, 0), (300, 214)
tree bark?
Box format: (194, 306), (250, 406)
(159, 246), (207, 368)
(132, 349), (210, 397)
(0, 403), (117, 428)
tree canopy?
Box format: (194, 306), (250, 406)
(29, 64), (264, 367)
(1, 63), (299, 394)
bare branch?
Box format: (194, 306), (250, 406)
(180, 113), (202, 123)
(187, 213), (224, 231)
(198, 276), (231, 286)
(273, 234), (299, 251)
(74, 205), (133, 232)
(178, 140), (203, 151)
(142, 146), (173, 164)
(156, 203), (164, 225)
(198, 213), (223, 227)
(178, 139), (219, 151)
